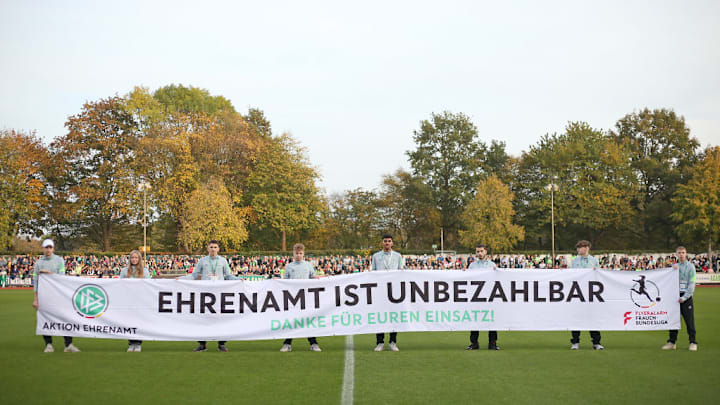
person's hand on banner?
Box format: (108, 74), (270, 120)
(38, 270), (53, 274)
(32, 298), (38, 310)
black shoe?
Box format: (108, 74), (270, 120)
(465, 343), (479, 350)
(193, 344), (207, 352)
(488, 343), (500, 350)
(218, 344), (229, 352)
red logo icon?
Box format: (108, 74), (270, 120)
(623, 311), (632, 325)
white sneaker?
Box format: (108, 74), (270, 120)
(374, 343), (384, 352)
(127, 345), (135, 352)
(389, 342), (399, 352)
(64, 344), (81, 353)
(43, 344), (54, 353)
(280, 344), (292, 352)
(135, 345), (142, 352)
(570, 343), (580, 350)
(661, 342), (676, 350)
(593, 344), (604, 350)
(689, 343), (698, 351)
(310, 344), (322, 352)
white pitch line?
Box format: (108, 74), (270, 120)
(341, 335), (355, 405)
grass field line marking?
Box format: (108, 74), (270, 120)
(341, 335), (354, 405)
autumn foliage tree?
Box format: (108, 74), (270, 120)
(459, 175), (524, 251)
(51, 97), (140, 251)
(671, 147), (720, 271)
(178, 177), (249, 251)
(0, 130), (49, 249)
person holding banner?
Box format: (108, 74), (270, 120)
(180, 240), (239, 352)
(120, 250), (151, 352)
(464, 244), (500, 350)
(32, 239), (81, 353)
(569, 240), (603, 350)
(371, 234), (404, 352)
(279, 243), (322, 352)
(662, 246), (698, 351)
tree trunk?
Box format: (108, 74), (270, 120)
(103, 222), (111, 252)
(176, 221), (190, 253)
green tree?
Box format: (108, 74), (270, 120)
(327, 189), (383, 249)
(515, 122), (638, 248)
(0, 130), (49, 249)
(243, 107), (273, 139)
(612, 108), (700, 248)
(153, 84), (235, 116)
(245, 133), (325, 251)
(671, 147), (720, 271)
(407, 111), (485, 247)
(459, 175), (524, 251)
(483, 140), (512, 182)
(178, 178), (249, 251)
(378, 169), (440, 249)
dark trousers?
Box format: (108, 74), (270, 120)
(198, 341), (226, 346)
(283, 337), (318, 345)
(376, 332), (397, 344)
(570, 330), (601, 344)
(128, 340), (143, 346)
(669, 297), (697, 344)
(43, 336), (72, 347)
(470, 331), (498, 344)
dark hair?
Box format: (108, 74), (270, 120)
(208, 240), (220, 247)
(575, 240), (591, 248)
(475, 244), (487, 250)
(382, 234), (393, 241)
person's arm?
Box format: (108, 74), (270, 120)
(371, 254), (377, 271)
(119, 267), (128, 279)
(397, 253), (405, 270)
(681, 265), (696, 302)
(308, 263), (316, 279)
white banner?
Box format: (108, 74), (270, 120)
(37, 269), (680, 341)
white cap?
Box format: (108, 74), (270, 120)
(41, 239), (54, 248)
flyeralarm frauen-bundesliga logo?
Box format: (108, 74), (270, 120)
(72, 284), (109, 318)
(629, 275), (661, 309)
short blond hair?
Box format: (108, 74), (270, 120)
(293, 243), (305, 252)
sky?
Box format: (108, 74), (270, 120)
(1, 0), (719, 194)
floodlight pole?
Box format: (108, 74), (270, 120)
(138, 182), (151, 262)
(545, 183), (558, 268)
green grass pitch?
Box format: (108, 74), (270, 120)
(1, 288), (718, 404)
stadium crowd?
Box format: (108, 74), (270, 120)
(0, 251), (717, 286)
